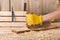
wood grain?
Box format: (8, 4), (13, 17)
(1, 0), (9, 11)
(0, 11), (27, 16)
(12, 23), (60, 34)
(0, 22), (26, 27)
(0, 17), (26, 21)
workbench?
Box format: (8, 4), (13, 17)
(0, 11), (60, 40)
(0, 23), (59, 40)
(0, 11), (26, 27)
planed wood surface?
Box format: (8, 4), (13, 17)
(0, 23), (59, 40)
(0, 11), (26, 27)
(0, 11), (26, 16)
(0, 22), (26, 27)
(12, 23), (60, 34)
(0, 17), (26, 21)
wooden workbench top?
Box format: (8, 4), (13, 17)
(0, 11), (60, 40)
(0, 23), (59, 40)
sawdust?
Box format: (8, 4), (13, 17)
(0, 29), (60, 40)
(0, 23), (60, 40)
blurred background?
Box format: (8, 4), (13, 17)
(0, 0), (59, 22)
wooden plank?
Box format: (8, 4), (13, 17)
(12, 23), (60, 34)
(0, 17), (11, 21)
(0, 22), (26, 27)
(0, 17), (26, 21)
(0, 11), (27, 16)
(1, 0), (9, 11)
(0, 25), (25, 28)
(0, 0), (1, 11)
(15, 17), (26, 21)
(14, 11), (26, 16)
(27, 0), (58, 14)
(11, 0), (24, 11)
(43, 0), (58, 13)
(0, 28), (12, 34)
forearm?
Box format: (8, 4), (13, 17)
(42, 9), (60, 22)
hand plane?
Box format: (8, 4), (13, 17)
(26, 0), (54, 29)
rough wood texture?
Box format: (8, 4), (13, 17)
(12, 23), (60, 34)
(27, 0), (58, 14)
(0, 29), (60, 40)
(0, 11), (26, 27)
(0, 23), (60, 40)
